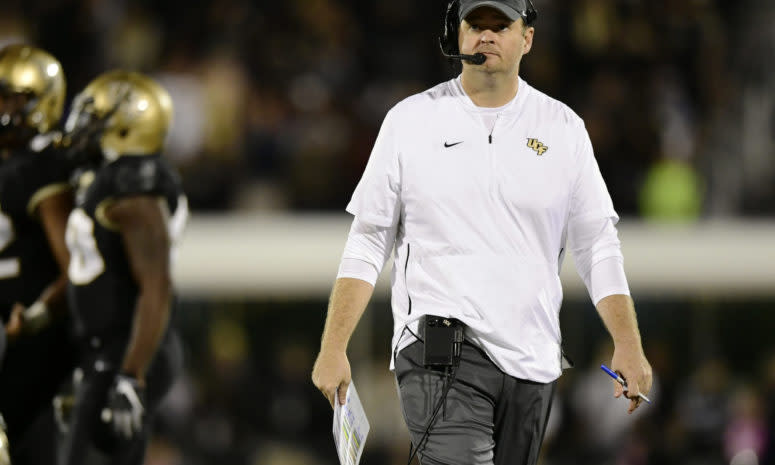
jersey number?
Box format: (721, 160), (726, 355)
(66, 198), (189, 286)
(0, 211), (20, 279)
(66, 208), (106, 285)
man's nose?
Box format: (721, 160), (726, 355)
(478, 30), (496, 44)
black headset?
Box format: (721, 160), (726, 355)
(439, 0), (538, 57)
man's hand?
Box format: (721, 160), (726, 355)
(101, 374), (146, 440)
(312, 349), (351, 409)
(7, 301), (52, 340)
(610, 344), (652, 414)
(5, 303), (25, 342)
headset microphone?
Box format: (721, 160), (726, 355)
(439, 46), (487, 65)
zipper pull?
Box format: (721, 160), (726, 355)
(489, 114), (499, 144)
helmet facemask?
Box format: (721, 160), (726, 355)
(0, 81), (39, 148)
(63, 83), (131, 166)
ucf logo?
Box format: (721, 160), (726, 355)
(527, 138), (548, 156)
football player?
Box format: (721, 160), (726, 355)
(0, 44), (77, 464)
(60, 70), (186, 465)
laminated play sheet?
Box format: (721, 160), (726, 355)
(332, 382), (370, 465)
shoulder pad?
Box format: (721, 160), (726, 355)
(23, 149), (73, 207)
(112, 157), (168, 198)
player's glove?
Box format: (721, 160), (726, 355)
(101, 374), (145, 440)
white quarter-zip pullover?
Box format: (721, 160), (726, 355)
(342, 76), (629, 383)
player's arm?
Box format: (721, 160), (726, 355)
(6, 189), (72, 337)
(107, 195), (172, 385)
(36, 190), (72, 310)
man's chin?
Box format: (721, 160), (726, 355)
(470, 61), (499, 73)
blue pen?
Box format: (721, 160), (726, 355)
(600, 364), (651, 404)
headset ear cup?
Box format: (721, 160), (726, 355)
(525, 0), (538, 25)
(440, 0), (459, 55)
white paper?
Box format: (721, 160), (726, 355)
(332, 382), (370, 465)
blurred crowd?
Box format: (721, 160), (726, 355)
(149, 298), (775, 465)
(2, 0), (774, 464)
(1, 0), (773, 217)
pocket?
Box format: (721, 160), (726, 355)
(395, 340), (421, 378)
(396, 364), (446, 430)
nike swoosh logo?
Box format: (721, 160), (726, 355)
(444, 141), (463, 148)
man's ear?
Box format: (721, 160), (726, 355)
(522, 26), (535, 55)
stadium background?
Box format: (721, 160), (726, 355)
(2, 0), (775, 464)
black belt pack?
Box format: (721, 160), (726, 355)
(421, 315), (465, 368)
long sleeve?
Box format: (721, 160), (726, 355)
(567, 123), (630, 305)
(336, 216), (398, 286)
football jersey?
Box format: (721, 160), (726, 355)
(0, 147), (72, 320)
(66, 154), (187, 340)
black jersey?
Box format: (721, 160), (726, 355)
(0, 145), (76, 453)
(0, 146), (72, 320)
(66, 154), (187, 340)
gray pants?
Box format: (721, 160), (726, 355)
(395, 340), (556, 465)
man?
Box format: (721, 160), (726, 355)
(312, 1), (653, 464)
(0, 44), (77, 465)
(60, 70), (186, 465)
